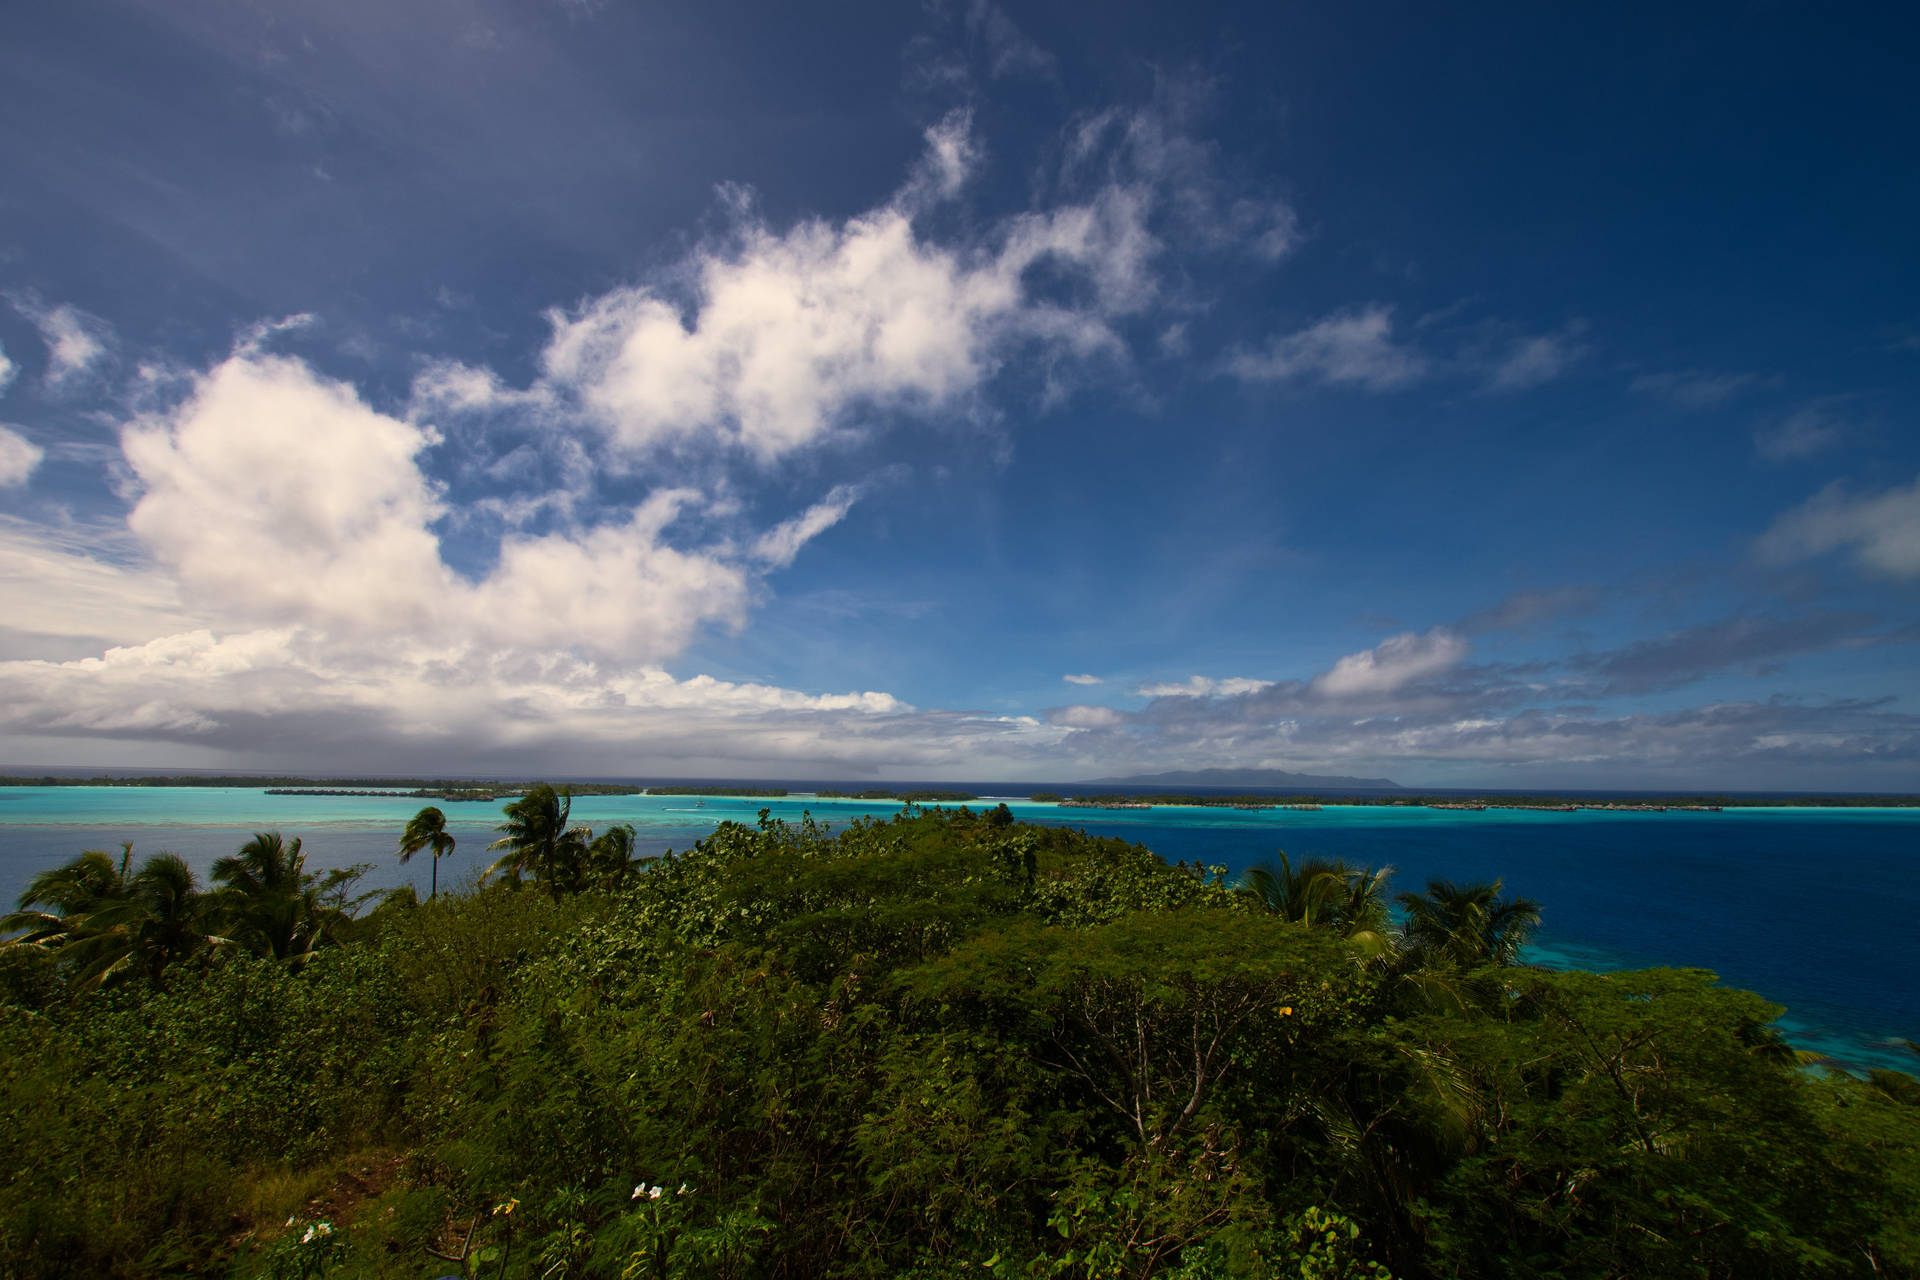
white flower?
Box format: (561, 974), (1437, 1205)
(677, 1182), (691, 1196)
(648, 1185), (663, 1200)
(632, 1184), (646, 1200)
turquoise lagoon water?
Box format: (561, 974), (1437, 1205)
(2, 787), (1916, 1072)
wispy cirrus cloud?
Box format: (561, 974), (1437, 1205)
(1753, 400), (1851, 462)
(1225, 305), (1428, 390)
(1484, 322), (1588, 391)
(10, 297), (114, 389)
(964, 0), (1056, 80)
(0, 516), (198, 648)
(752, 484), (866, 569)
(1630, 368), (1766, 408)
(1758, 473), (1920, 579)
(1133, 675), (1275, 698)
(1570, 612), (1893, 694)
(1458, 586), (1599, 635)
(1229, 310), (1586, 394)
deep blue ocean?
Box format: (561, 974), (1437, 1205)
(2, 784), (1915, 1072)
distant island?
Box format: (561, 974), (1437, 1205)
(1079, 767), (1403, 789)
(814, 788), (979, 802)
(265, 787), (531, 802)
(0, 774), (639, 795)
(1034, 790), (1920, 810)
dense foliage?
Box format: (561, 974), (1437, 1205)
(2, 803), (1915, 1278)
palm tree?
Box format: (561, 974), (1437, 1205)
(485, 784), (589, 897)
(398, 806), (456, 899)
(1396, 878), (1541, 970)
(1324, 862), (1397, 959)
(3, 843), (136, 947)
(64, 852), (227, 991)
(584, 822), (640, 892)
(211, 831), (340, 966)
(1242, 851), (1350, 926)
(1242, 852), (1396, 956)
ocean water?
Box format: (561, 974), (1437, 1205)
(2, 787), (1916, 1072)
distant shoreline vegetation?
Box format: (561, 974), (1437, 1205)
(266, 788), (536, 803)
(814, 788), (979, 802)
(0, 775), (643, 796)
(1039, 791), (1920, 810)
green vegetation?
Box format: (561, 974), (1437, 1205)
(270, 788), (528, 802)
(814, 789), (980, 802)
(2, 800), (1916, 1278)
(0, 775), (645, 795)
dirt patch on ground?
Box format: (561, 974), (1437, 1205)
(302, 1151), (410, 1226)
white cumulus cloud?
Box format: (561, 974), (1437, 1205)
(536, 115), (1160, 463)
(0, 332), (949, 772)
(1062, 673), (1102, 685)
(114, 347), (887, 660)
(123, 352), (457, 636)
(1309, 628), (1467, 699)
(0, 427), (43, 486)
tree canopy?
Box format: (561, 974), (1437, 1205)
(0, 802), (1914, 1279)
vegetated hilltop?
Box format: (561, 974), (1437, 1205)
(1, 802), (1915, 1279)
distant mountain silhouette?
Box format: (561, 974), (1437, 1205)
(1078, 767), (1402, 789)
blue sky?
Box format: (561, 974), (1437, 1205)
(0, 0), (1916, 788)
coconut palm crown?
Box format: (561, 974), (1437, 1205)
(1242, 851), (1396, 957)
(485, 784), (590, 896)
(1397, 878), (1542, 970)
(397, 805), (456, 899)
(210, 831), (341, 966)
